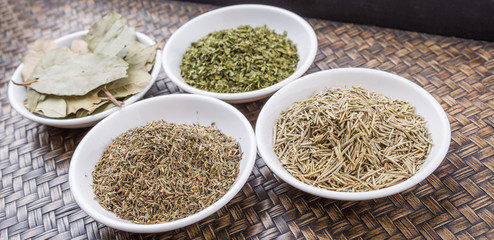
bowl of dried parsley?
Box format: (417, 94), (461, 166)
(162, 4), (317, 103)
(256, 68), (451, 201)
(69, 94), (257, 233)
(8, 12), (162, 128)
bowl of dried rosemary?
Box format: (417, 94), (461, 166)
(8, 12), (162, 128)
(256, 68), (451, 201)
(69, 94), (257, 233)
(162, 4), (317, 103)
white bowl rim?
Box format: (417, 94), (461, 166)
(69, 94), (257, 233)
(256, 67), (451, 201)
(162, 4), (318, 103)
(7, 30), (162, 128)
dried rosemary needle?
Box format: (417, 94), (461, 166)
(92, 121), (241, 224)
(273, 86), (433, 192)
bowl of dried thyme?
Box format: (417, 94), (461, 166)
(8, 12), (162, 128)
(256, 68), (451, 201)
(69, 94), (257, 233)
(162, 4), (317, 103)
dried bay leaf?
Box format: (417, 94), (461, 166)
(34, 95), (67, 118)
(145, 61), (154, 72)
(19, 12), (157, 119)
(89, 101), (115, 115)
(74, 108), (91, 118)
(83, 12), (123, 51)
(25, 88), (67, 118)
(22, 40), (88, 84)
(27, 47), (72, 82)
(125, 41), (159, 71)
(30, 53), (128, 96)
(63, 68), (149, 116)
(71, 39), (90, 55)
(64, 87), (103, 115)
(21, 39), (59, 80)
(94, 21), (135, 57)
(83, 12), (135, 57)
(22, 47), (71, 114)
(106, 69), (151, 98)
(25, 87), (43, 112)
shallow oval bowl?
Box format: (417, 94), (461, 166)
(256, 68), (451, 201)
(162, 4), (317, 103)
(8, 30), (162, 128)
(69, 94), (257, 233)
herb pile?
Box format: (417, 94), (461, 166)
(92, 121), (241, 224)
(273, 86), (432, 192)
(15, 12), (159, 118)
(180, 25), (299, 93)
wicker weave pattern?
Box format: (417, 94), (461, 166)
(1, 0), (494, 239)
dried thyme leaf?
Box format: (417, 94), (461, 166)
(273, 86), (433, 192)
(92, 121), (241, 224)
(180, 25), (299, 93)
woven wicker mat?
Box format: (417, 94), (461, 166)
(1, 0), (494, 239)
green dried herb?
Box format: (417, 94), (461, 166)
(273, 86), (433, 192)
(92, 121), (241, 224)
(15, 12), (159, 119)
(180, 25), (299, 93)
(29, 53), (129, 96)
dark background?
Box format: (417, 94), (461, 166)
(184, 0), (494, 42)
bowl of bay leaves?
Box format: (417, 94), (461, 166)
(256, 68), (451, 201)
(8, 13), (161, 128)
(162, 4), (317, 103)
(69, 94), (257, 233)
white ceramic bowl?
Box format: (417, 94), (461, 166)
(69, 94), (257, 233)
(8, 30), (162, 128)
(256, 68), (451, 201)
(162, 4), (317, 103)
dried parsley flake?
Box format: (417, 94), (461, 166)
(180, 25), (299, 93)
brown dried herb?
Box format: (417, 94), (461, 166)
(92, 121), (241, 224)
(273, 86), (433, 192)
